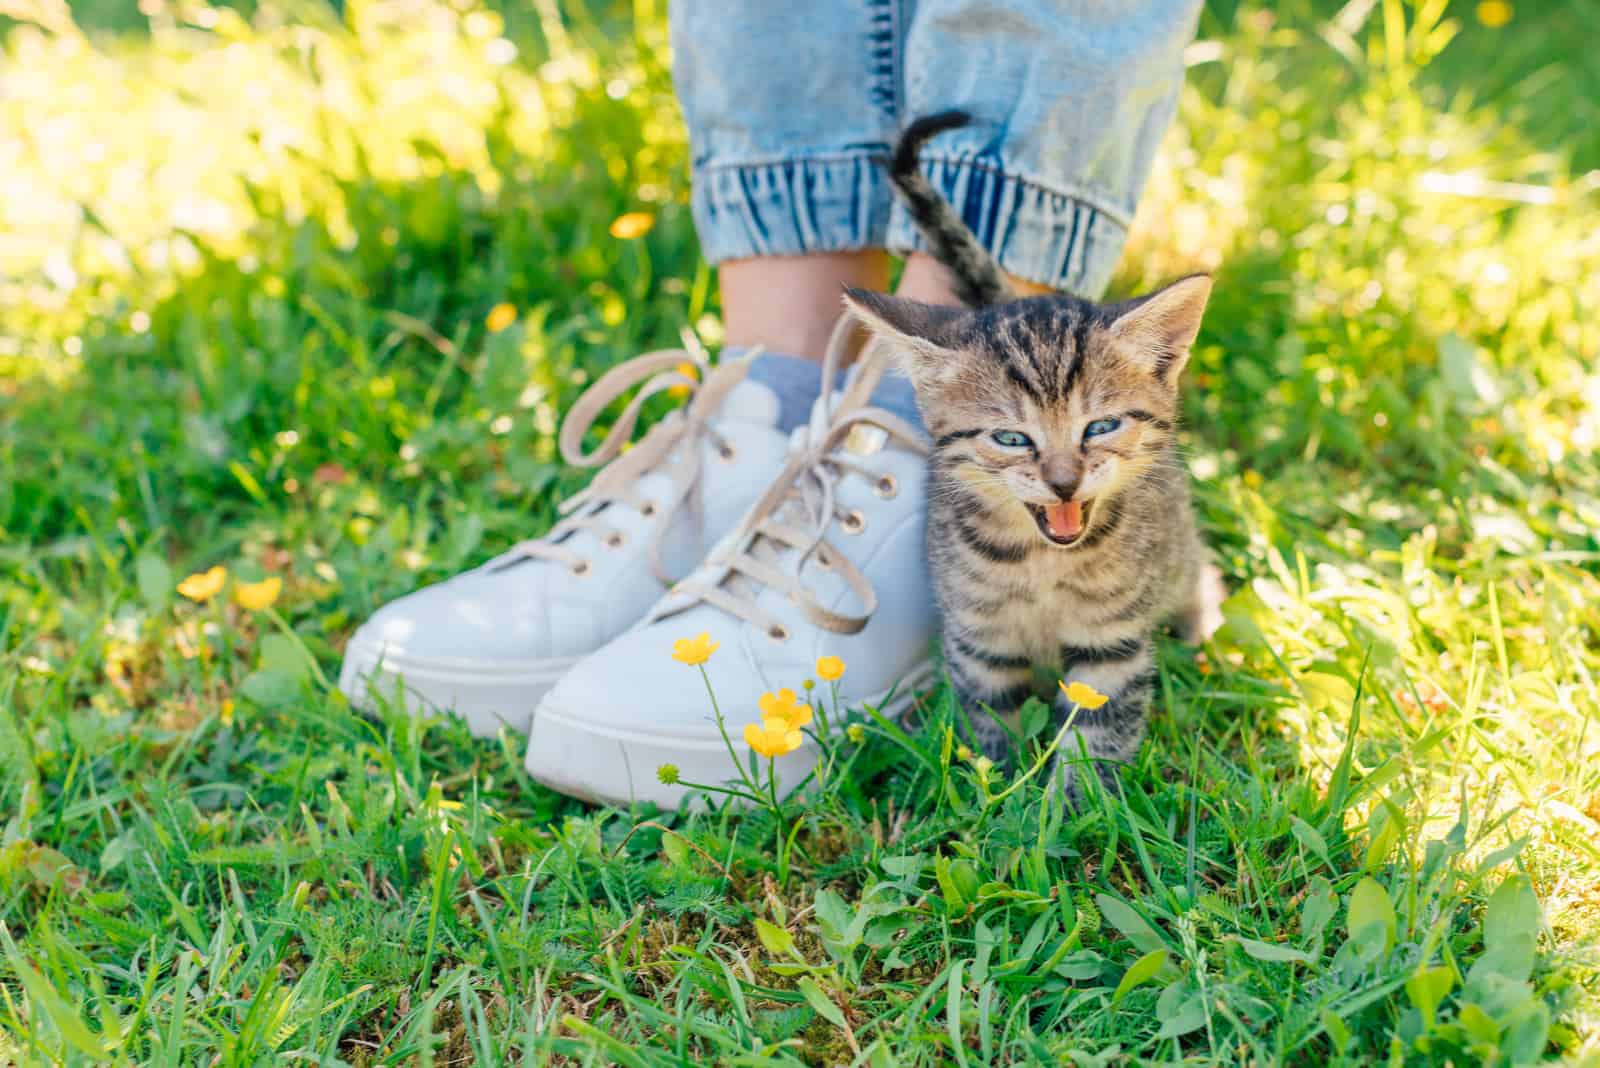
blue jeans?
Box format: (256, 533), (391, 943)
(670, 0), (1202, 297)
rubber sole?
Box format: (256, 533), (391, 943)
(524, 659), (937, 807)
(338, 638), (579, 739)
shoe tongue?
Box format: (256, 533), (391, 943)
(1045, 500), (1083, 539)
(715, 376), (781, 428)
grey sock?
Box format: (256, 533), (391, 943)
(744, 350), (826, 432)
(744, 349), (927, 435)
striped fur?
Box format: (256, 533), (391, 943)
(888, 111), (1010, 309)
(849, 118), (1223, 795)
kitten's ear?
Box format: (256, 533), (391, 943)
(1108, 274), (1212, 382)
(842, 288), (965, 390)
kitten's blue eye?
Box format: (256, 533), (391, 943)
(991, 430), (1033, 449)
(1083, 418), (1122, 440)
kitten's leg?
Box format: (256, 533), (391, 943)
(943, 631), (1034, 760)
(1054, 637), (1158, 798)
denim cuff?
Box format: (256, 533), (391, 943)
(886, 156), (1128, 299)
(691, 152), (893, 263)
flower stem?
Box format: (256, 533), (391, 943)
(985, 703), (1081, 808)
(699, 664), (762, 798)
(670, 778), (763, 805)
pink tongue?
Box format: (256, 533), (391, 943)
(1045, 500), (1084, 539)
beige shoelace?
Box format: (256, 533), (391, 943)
(657, 313), (929, 638)
(497, 337), (751, 584)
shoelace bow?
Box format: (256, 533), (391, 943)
(659, 313), (929, 637)
(499, 336), (750, 584)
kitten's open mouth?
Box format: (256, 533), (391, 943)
(1028, 499), (1094, 546)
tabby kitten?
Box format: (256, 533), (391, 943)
(845, 111), (1223, 792)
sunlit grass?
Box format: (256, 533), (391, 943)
(2, 0), (1598, 1063)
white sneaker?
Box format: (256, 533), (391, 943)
(338, 345), (793, 737)
(525, 320), (938, 807)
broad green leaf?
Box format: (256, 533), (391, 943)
(799, 977), (846, 1029)
(660, 832), (688, 869)
(1364, 801), (1402, 872)
(1458, 1002), (1501, 1044)
(1111, 949), (1168, 1006)
(1405, 964), (1455, 1021)
(1501, 1000), (1550, 1066)
(237, 668), (301, 710)
(754, 918), (798, 960)
(949, 859), (982, 903)
(241, 633), (319, 708)
(258, 633), (314, 680)
(1155, 979), (1206, 1038)
(813, 888), (851, 945)
(1346, 876), (1396, 954)
(134, 547), (173, 612)
(934, 855), (967, 914)
(1095, 894), (1167, 955)
(1471, 874), (1539, 985)
(1301, 876), (1337, 943)
(1233, 936), (1311, 964)
(1290, 817), (1330, 864)
(880, 854), (924, 880)
(1053, 950), (1106, 981)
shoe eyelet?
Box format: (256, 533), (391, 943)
(716, 443), (737, 463)
(840, 510), (866, 535)
(816, 550), (833, 570)
(767, 624), (790, 643)
(874, 475), (899, 499)
(605, 533), (626, 549)
(640, 502), (657, 518)
(570, 560), (591, 576)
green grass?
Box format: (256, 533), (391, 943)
(3, 0), (1599, 1063)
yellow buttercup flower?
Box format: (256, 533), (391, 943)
(485, 302), (518, 332)
(233, 576), (282, 611)
(669, 360), (699, 399)
(846, 724), (866, 744)
(758, 688), (813, 730)
(1060, 679), (1110, 709)
(1475, 0), (1512, 27)
(608, 211), (656, 240)
(177, 565), (227, 603)
(672, 632), (719, 665)
(815, 655), (845, 681)
(745, 718), (803, 758)
(219, 699), (235, 727)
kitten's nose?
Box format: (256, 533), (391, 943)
(1045, 478), (1080, 502)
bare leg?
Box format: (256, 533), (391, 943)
(896, 251), (1054, 307)
(720, 251), (890, 363)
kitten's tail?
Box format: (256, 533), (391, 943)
(890, 111), (1012, 308)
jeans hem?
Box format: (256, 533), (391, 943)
(886, 155), (1130, 298)
(692, 152), (894, 264)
